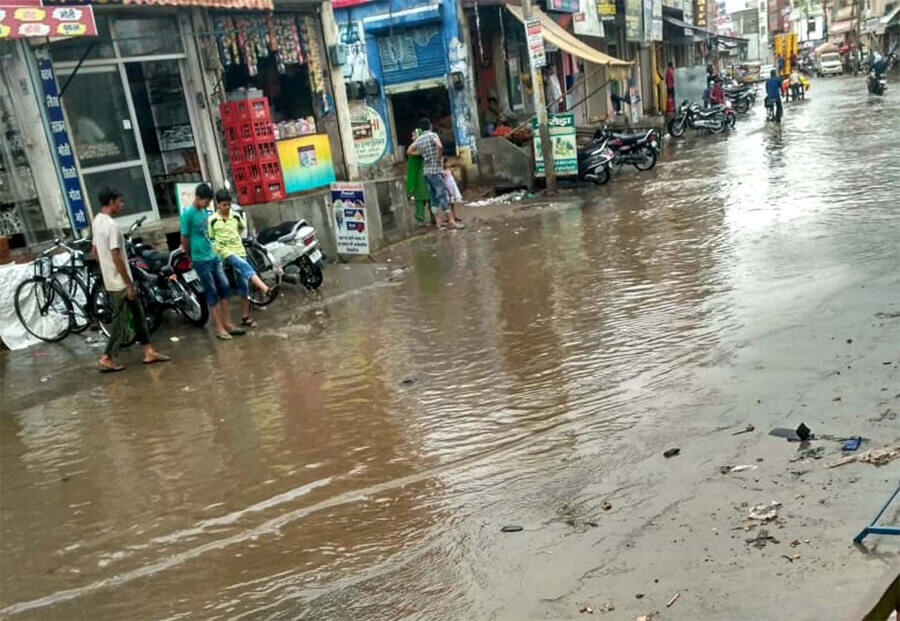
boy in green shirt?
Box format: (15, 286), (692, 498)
(208, 189), (274, 327)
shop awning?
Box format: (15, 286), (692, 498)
(828, 19), (855, 35)
(505, 4), (631, 80)
(363, 4), (442, 33)
(882, 4), (900, 26)
(662, 14), (711, 34)
(815, 41), (839, 54)
(125, 0), (274, 8)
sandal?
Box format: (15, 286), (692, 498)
(215, 332), (233, 341)
(241, 316), (258, 328)
(227, 327), (247, 336)
(97, 362), (125, 373)
(143, 353), (171, 365)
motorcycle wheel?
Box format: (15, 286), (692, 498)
(589, 165), (612, 185)
(634, 149), (657, 171)
(709, 119), (726, 134)
(727, 112), (736, 129)
(245, 245), (281, 307)
(735, 99), (750, 113)
(667, 117), (686, 138)
(299, 260), (323, 290)
(172, 279), (209, 326)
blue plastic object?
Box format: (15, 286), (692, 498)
(854, 482), (900, 544)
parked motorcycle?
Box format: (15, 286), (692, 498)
(577, 137), (615, 185)
(724, 84), (756, 113)
(254, 220), (324, 290)
(90, 216), (208, 346)
(667, 101), (727, 137)
(595, 127), (660, 171)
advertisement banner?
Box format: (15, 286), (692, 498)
(331, 182), (369, 255)
(643, 0), (653, 41)
(625, 0), (643, 39)
(532, 113), (577, 177)
(349, 103), (387, 166)
(35, 53), (88, 229)
(0, 5), (96, 38)
(276, 134), (336, 194)
(526, 17), (546, 69)
(652, 0), (663, 40)
(546, 0), (579, 11)
(598, 0), (616, 20)
(574, 0), (605, 36)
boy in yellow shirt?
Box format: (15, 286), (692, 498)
(208, 189), (274, 327)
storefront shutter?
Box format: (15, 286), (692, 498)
(376, 26), (447, 86)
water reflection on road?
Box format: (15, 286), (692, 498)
(2, 77), (898, 618)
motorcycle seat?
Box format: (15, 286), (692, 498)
(607, 132), (644, 144)
(257, 221), (298, 245)
(141, 249), (170, 270)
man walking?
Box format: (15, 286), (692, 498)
(765, 69), (783, 122)
(92, 187), (169, 372)
(407, 118), (463, 230)
(180, 183), (245, 340)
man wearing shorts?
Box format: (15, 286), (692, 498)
(208, 189), (275, 328)
(180, 183), (244, 340)
(407, 118), (464, 230)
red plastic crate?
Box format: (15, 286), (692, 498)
(221, 98), (271, 124)
(262, 180), (285, 202)
(260, 161), (283, 185)
(235, 181), (265, 205)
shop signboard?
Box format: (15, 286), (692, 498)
(532, 113), (577, 177)
(0, 5), (96, 38)
(598, 0), (617, 20)
(546, 0), (579, 11)
(35, 53), (88, 229)
(574, 0), (605, 36)
(525, 17), (546, 69)
(652, 0), (663, 40)
(349, 103), (387, 166)
(643, 0), (653, 40)
(694, 0), (708, 27)
(333, 0), (371, 7)
(277, 134), (336, 194)
(625, 0), (643, 39)
(331, 182), (369, 255)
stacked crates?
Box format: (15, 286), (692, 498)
(220, 98), (286, 205)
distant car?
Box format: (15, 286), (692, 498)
(759, 64), (776, 81)
(815, 53), (843, 76)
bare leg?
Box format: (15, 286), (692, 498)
(249, 273), (269, 294)
(210, 303), (227, 335)
(241, 297), (251, 319)
(220, 298), (235, 331)
(445, 208), (456, 226)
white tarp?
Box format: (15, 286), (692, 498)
(0, 255), (73, 351)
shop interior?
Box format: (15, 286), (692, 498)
(390, 86), (453, 154)
(126, 61), (202, 217)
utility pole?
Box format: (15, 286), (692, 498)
(521, 0), (557, 192)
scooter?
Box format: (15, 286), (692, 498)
(254, 220), (324, 290)
(577, 137), (615, 185)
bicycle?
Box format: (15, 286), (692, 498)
(14, 248), (79, 343)
(49, 238), (99, 334)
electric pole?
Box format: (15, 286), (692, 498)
(522, 0), (557, 192)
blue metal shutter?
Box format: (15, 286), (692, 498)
(376, 26), (447, 86)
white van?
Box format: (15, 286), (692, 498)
(816, 52), (843, 76)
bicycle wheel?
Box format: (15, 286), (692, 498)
(14, 277), (73, 343)
(90, 280), (137, 348)
(53, 269), (91, 333)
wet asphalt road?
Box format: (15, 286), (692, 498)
(2, 75), (899, 619)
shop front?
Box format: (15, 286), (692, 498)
(47, 11), (207, 225)
(334, 0), (479, 171)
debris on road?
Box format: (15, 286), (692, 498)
(579, 605), (593, 614)
(826, 446), (900, 468)
(635, 613), (656, 621)
(400, 377), (418, 386)
(748, 501), (781, 522)
(842, 437), (861, 451)
(746, 528), (779, 548)
(663, 448), (681, 458)
(601, 501), (613, 511)
(666, 592), (681, 608)
(796, 423), (812, 441)
(466, 190), (527, 208)
(732, 424), (755, 436)
(725, 465), (758, 473)
(170, 336), (180, 342)
(791, 446), (825, 462)
(500, 525), (523, 532)
(781, 553), (801, 562)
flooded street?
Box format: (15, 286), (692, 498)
(2, 77), (899, 619)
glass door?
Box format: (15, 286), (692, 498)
(57, 64), (157, 225)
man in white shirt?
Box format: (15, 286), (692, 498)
(92, 187), (169, 372)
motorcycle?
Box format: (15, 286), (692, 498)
(867, 73), (887, 95)
(667, 101), (727, 137)
(254, 220), (324, 290)
(90, 216), (208, 346)
(577, 137), (615, 185)
(724, 85), (756, 113)
(594, 127), (660, 171)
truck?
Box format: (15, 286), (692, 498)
(816, 52), (843, 76)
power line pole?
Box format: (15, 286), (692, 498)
(521, 0), (557, 192)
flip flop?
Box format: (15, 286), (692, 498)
(215, 332), (233, 341)
(227, 327), (247, 336)
(97, 363), (125, 374)
(143, 354), (171, 365)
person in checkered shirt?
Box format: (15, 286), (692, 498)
(408, 118), (464, 230)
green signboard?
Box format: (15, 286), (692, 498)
(532, 113), (577, 176)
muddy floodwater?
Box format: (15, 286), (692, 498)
(2, 77), (899, 619)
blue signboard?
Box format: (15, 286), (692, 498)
(35, 52), (88, 230)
